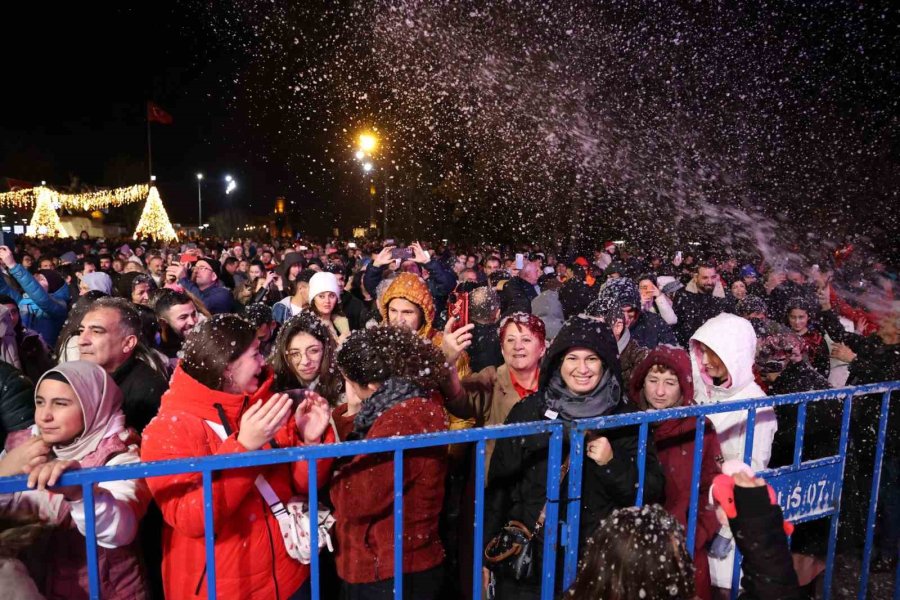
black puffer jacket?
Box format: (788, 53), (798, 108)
(341, 290), (369, 331)
(630, 310), (678, 349)
(112, 356), (170, 432)
(767, 361), (836, 469)
(485, 317), (664, 554)
(673, 288), (731, 346)
(731, 486), (802, 599)
(818, 308), (900, 386)
(0, 362), (35, 449)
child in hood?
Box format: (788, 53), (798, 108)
(629, 346), (723, 600)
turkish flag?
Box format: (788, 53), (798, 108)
(147, 101), (173, 125)
(5, 178), (34, 191)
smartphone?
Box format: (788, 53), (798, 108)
(391, 247), (414, 261)
(675, 251), (683, 262)
(282, 388), (312, 410)
(347, 242), (357, 249)
(515, 253), (525, 270)
(180, 253), (199, 263)
(447, 291), (470, 333)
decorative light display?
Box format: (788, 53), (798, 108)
(133, 186), (178, 242)
(0, 184), (149, 211)
(28, 188), (68, 238)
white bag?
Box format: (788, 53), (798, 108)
(255, 474), (335, 563)
(205, 420), (335, 564)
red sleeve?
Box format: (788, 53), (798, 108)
(141, 416), (259, 539)
(268, 415), (335, 493)
(831, 290), (878, 335)
(290, 426), (335, 494)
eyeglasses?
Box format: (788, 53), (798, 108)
(286, 347), (323, 362)
(194, 265), (213, 273)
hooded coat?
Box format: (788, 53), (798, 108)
(0, 361), (150, 600)
(275, 252), (305, 281)
(141, 365), (334, 600)
(629, 347), (723, 600)
(379, 273), (473, 440)
(689, 313), (776, 469)
(0, 264), (69, 347)
(689, 313), (777, 588)
(485, 317), (665, 579)
(364, 258), (456, 327)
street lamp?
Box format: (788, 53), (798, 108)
(196, 173), (203, 228)
(358, 133), (378, 154)
(225, 175), (237, 195)
(355, 131), (382, 232)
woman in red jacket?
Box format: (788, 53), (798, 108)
(629, 346), (723, 600)
(331, 325), (450, 599)
(141, 314), (333, 600)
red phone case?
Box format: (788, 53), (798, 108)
(448, 292), (469, 332)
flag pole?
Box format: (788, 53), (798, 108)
(146, 104), (153, 179)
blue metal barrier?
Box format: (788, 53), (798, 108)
(0, 381), (896, 599)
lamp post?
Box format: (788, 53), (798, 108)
(355, 132), (380, 233)
(196, 173), (203, 229)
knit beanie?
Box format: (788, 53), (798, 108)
(308, 272), (341, 302)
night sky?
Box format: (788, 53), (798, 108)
(0, 3), (249, 225)
(1, 2), (898, 258)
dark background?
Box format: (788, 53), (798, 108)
(1, 2), (897, 258)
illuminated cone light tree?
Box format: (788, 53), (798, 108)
(133, 185), (178, 242)
(29, 187), (68, 237)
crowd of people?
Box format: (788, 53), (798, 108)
(0, 231), (896, 599)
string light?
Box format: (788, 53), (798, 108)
(133, 186), (178, 242)
(0, 184), (149, 211)
(28, 188), (68, 238)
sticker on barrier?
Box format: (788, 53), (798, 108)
(763, 461), (843, 523)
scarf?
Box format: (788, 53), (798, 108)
(617, 327), (631, 355)
(543, 369), (620, 422)
(351, 377), (424, 438)
(37, 362), (126, 462)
